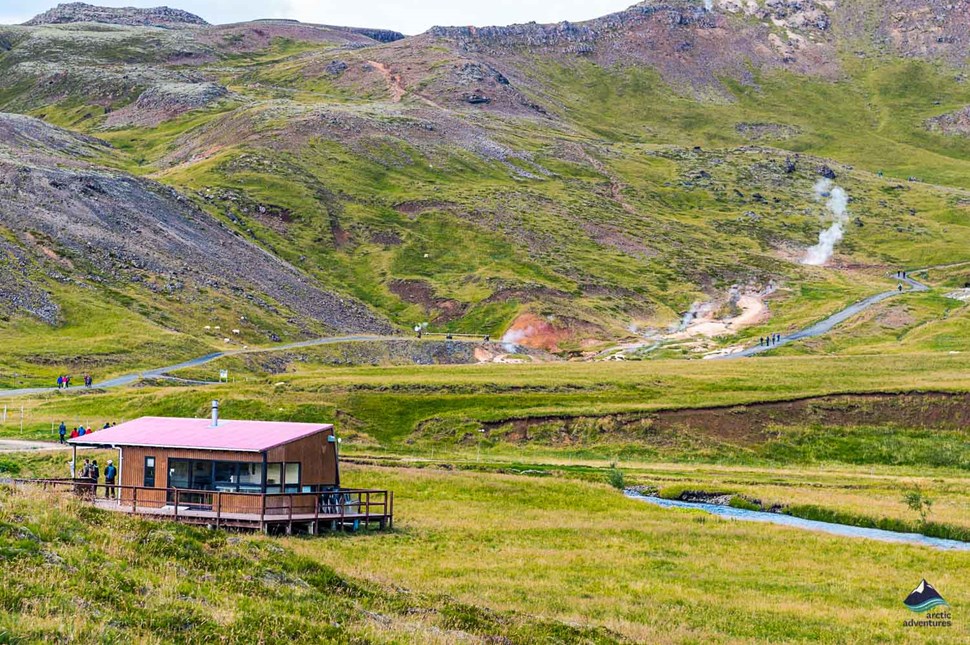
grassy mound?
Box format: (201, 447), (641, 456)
(0, 485), (619, 643)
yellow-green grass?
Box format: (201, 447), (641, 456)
(7, 351), (970, 447)
(0, 483), (615, 643)
(290, 464), (970, 643)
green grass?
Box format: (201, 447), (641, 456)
(0, 483), (617, 643)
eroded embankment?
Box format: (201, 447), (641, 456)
(475, 392), (970, 445)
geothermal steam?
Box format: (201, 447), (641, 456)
(501, 327), (531, 352)
(802, 178), (849, 266)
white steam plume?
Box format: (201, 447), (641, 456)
(703, 0), (714, 10)
(803, 179), (849, 266)
(501, 327), (532, 352)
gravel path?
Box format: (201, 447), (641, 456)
(719, 274), (929, 359)
(0, 335), (476, 398)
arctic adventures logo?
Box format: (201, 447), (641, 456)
(902, 580), (952, 629)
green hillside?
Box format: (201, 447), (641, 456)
(1, 1), (969, 376)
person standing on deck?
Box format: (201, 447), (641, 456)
(104, 460), (117, 499)
(58, 422), (67, 444)
(90, 460), (100, 497)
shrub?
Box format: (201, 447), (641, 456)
(606, 463), (625, 490)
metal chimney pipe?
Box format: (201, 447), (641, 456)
(211, 400), (219, 427)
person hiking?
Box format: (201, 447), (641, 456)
(58, 422), (67, 444)
(56, 376), (63, 389)
(104, 460), (117, 499)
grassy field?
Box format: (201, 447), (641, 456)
(4, 457), (966, 643)
(2, 351), (970, 642)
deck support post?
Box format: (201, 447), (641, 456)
(174, 489), (179, 522)
(215, 491), (222, 530)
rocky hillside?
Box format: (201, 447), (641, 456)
(24, 2), (208, 28)
(0, 1), (969, 367)
(0, 113), (392, 336)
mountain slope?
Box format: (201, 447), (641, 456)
(0, 1), (968, 365)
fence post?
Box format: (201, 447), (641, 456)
(133, 487), (137, 514)
(174, 489), (179, 522)
(216, 492), (222, 530)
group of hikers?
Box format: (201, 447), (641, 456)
(70, 457), (118, 499)
(55, 374), (95, 389)
(58, 421), (116, 444)
(758, 334), (782, 347)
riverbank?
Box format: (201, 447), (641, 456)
(630, 486), (970, 547)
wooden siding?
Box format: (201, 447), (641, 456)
(117, 428), (337, 504)
(267, 429), (338, 486)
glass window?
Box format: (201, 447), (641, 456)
(266, 463), (282, 494)
(168, 459), (190, 489)
(266, 463), (282, 486)
(284, 463), (300, 493)
(214, 462), (238, 491)
(144, 457), (156, 487)
(192, 461), (213, 490)
(237, 462), (262, 492)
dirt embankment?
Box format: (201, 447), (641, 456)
(480, 392), (970, 445)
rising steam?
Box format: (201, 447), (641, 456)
(703, 0), (714, 10)
(802, 178), (849, 266)
(501, 326), (531, 352)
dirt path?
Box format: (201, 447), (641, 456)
(715, 273), (929, 359)
(0, 334), (480, 399)
(0, 439), (66, 452)
(367, 60), (406, 103)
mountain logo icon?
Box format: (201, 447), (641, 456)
(903, 580), (948, 613)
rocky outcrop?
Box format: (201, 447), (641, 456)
(24, 3), (208, 28)
(104, 82), (229, 128)
(342, 27), (405, 43)
(926, 106), (970, 136)
(0, 240), (59, 325)
(426, 0), (839, 94)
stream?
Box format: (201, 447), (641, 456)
(627, 492), (970, 551)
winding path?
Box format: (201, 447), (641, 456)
(718, 274), (929, 359)
(0, 270), (945, 398)
(0, 334), (433, 399)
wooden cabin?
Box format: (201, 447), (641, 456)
(64, 402), (392, 534)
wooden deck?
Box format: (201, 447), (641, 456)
(18, 479), (393, 535)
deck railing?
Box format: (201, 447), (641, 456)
(14, 478), (393, 531)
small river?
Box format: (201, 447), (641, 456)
(627, 492), (970, 551)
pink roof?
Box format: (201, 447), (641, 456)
(68, 417), (333, 452)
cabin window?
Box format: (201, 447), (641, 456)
(237, 462), (262, 492)
(168, 459), (191, 489)
(144, 457), (156, 487)
(265, 463), (283, 494)
(214, 462), (238, 491)
(284, 463), (300, 493)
